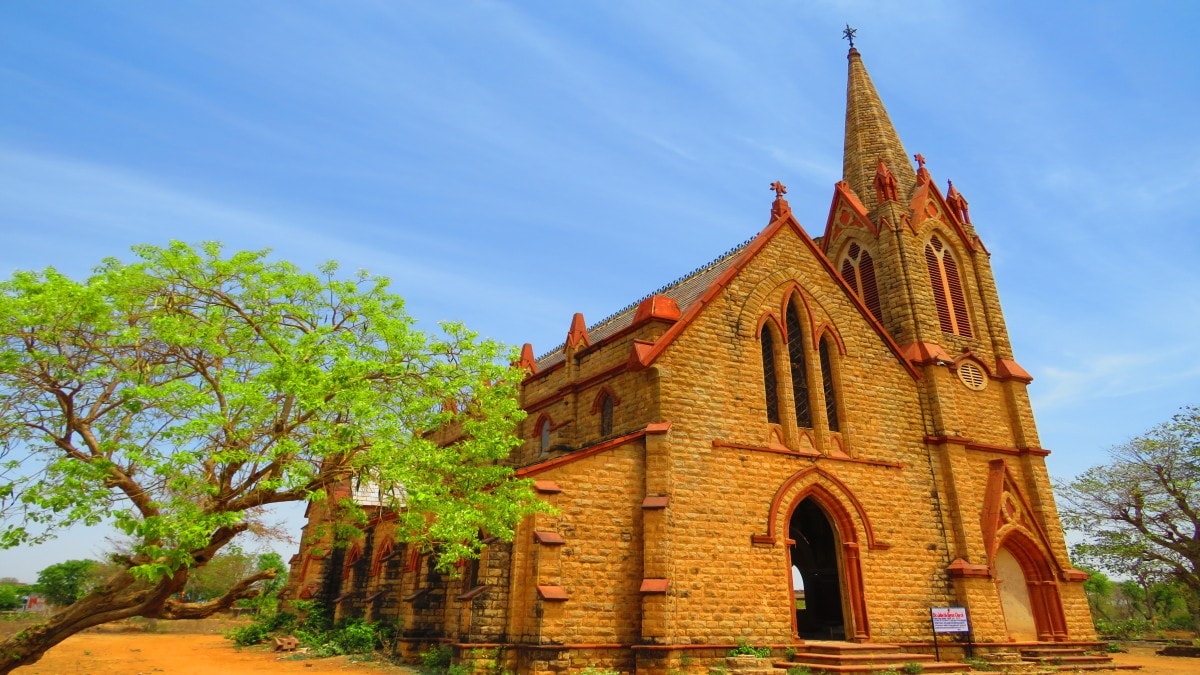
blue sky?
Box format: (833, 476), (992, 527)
(2, 1), (1199, 581)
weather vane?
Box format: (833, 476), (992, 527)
(842, 24), (857, 48)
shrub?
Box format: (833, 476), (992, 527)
(728, 638), (770, 658)
(227, 622), (270, 647)
(421, 644), (453, 672)
(901, 662), (924, 675)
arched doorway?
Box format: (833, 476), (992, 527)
(789, 496), (846, 639)
(995, 546), (1037, 641)
(993, 534), (1069, 642)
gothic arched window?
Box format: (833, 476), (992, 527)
(819, 335), (840, 433)
(760, 327), (781, 424)
(786, 298), (812, 429)
(538, 418), (551, 453)
(599, 394), (614, 436)
(924, 235), (972, 337)
(840, 241), (882, 322)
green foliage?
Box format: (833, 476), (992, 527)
(1095, 617), (1152, 639)
(227, 621), (271, 647)
(0, 584), (22, 611)
(962, 657), (999, 671)
(901, 662), (924, 675)
(420, 644), (453, 671)
(1059, 406), (1200, 631)
(34, 560), (97, 606)
(0, 242), (549, 656)
(578, 668), (620, 675)
(727, 637), (770, 658)
(786, 667), (812, 675)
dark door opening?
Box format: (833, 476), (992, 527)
(790, 496), (846, 639)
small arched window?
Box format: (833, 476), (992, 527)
(840, 241), (882, 322)
(786, 298), (812, 429)
(599, 394), (614, 436)
(760, 327), (781, 424)
(538, 418), (551, 453)
(819, 336), (840, 433)
(925, 235), (972, 337)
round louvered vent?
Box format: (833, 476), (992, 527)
(958, 361), (987, 391)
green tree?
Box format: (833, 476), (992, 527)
(184, 549), (256, 602)
(1059, 407), (1200, 632)
(0, 242), (544, 672)
(34, 560), (98, 607)
(0, 584), (22, 611)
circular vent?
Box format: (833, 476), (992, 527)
(958, 361), (987, 391)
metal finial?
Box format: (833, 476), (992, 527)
(770, 181), (787, 198)
(842, 24), (857, 48)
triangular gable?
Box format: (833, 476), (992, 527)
(629, 210), (920, 382)
(820, 180), (878, 253)
(906, 179), (986, 255)
(980, 458), (1063, 573)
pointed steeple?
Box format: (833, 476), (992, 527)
(843, 44), (916, 212)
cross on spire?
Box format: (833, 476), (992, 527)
(842, 24), (857, 48)
(770, 181), (787, 198)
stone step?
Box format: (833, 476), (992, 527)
(799, 641), (908, 655)
(1021, 647), (1087, 657)
(774, 660), (972, 673)
(787, 651), (936, 665)
(1022, 655), (1112, 664)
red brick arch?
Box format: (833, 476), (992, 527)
(756, 466), (881, 642)
(783, 484), (871, 641)
(996, 530), (1068, 641)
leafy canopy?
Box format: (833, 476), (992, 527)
(1058, 406), (1200, 627)
(34, 560), (97, 607)
(0, 241), (541, 583)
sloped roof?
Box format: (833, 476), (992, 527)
(535, 237), (754, 370)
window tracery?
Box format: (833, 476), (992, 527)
(924, 235), (972, 337)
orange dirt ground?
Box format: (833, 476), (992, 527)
(2, 622), (1198, 674)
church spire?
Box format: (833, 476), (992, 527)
(843, 38), (916, 212)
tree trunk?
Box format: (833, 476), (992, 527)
(0, 565), (270, 673)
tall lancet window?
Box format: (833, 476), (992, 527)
(840, 242), (882, 322)
(786, 299), (812, 429)
(924, 235), (973, 337)
(599, 393), (614, 436)
(819, 336), (840, 433)
(760, 328), (781, 424)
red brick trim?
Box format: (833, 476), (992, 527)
(639, 578), (669, 594)
(946, 558), (990, 578)
(755, 466), (889, 550)
(925, 435), (1050, 456)
(457, 585), (488, 601)
(523, 363), (628, 412)
(533, 480), (562, 494)
(517, 422), (672, 477)
(1062, 568), (1090, 582)
(403, 588), (430, 602)
(712, 440), (901, 469)
(996, 358), (1034, 383)
(533, 531), (566, 545)
(642, 495), (669, 509)
(590, 386), (621, 413)
(536, 585), (569, 601)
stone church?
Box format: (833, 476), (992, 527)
(286, 42), (1096, 673)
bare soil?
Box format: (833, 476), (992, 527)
(1104, 643), (1200, 674)
(1, 617), (419, 674)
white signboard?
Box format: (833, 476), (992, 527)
(930, 606), (970, 633)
